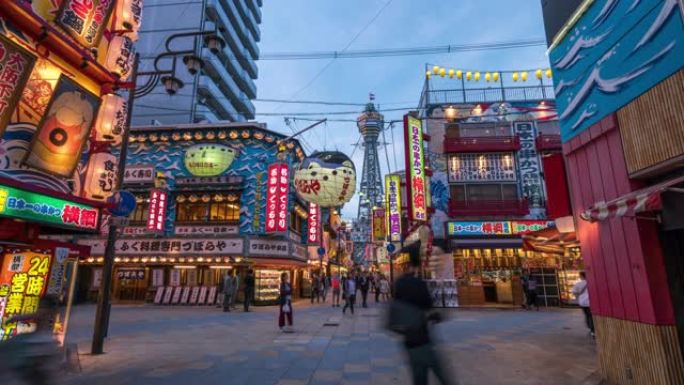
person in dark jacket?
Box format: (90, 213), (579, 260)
(394, 242), (454, 385)
(244, 270), (255, 312)
(279, 272), (293, 332)
(359, 272), (370, 308)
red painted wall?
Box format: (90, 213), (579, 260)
(563, 114), (674, 325)
(542, 154), (571, 219)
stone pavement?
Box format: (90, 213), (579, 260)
(58, 300), (597, 385)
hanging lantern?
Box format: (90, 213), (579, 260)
(172, 132), (181, 141)
(432, 65), (439, 75)
(241, 130), (250, 139)
(206, 131), (215, 140)
(114, 0), (143, 41)
(105, 36), (135, 81)
(456, 70), (463, 79)
(485, 72), (491, 82)
(254, 131), (265, 140)
(466, 71), (472, 81)
(182, 132), (192, 141)
(229, 130), (238, 139)
(201, 194), (211, 203)
(194, 131), (204, 140)
(512, 72), (519, 82)
(148, 133), (158, 142)
(493, 72), (500, 82)
(474, 72), (481, 81)
(83, 152), (118, 201)
(265, 135), (275, 143)
(160, 133), (169, 142)
(439, 67), (446, 77)
(545, 68), (553, 78)
(94, 93), (127, 143)
(535, 69), (543, 80)
(521, 71), (528, 81)
(425, 70), (431, 78)
(294, 151), (356, 207)
(448, 69), (455, 78)
(218, 130), (227, 139)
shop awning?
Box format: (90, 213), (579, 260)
(522, 227), (578, 254)
(580, 174), (684, 222)
(251, 258), (308, 267)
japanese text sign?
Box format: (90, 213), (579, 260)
(265, 163), (289, 233)
(248, 239), (290, 257)
(0, 183), (99, 231)
(511, 220), (555, 235)
(372, 208), (387, 242)
(123, 165), (155, 184)
(0, 251), (52, 340)
(307, 203), (320, 245)
(78, 238), (244, 256)
(447, 221), (512, 236)
(0, 35), (35, 137)
(146, 189), (167, 233)
(404, 115), (427, 222)
(57, 0), (115, 48)
(385, 174), (402, 242)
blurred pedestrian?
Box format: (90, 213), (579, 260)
(244, 269), (255, 312)
(359, 272), (370, 308)
(279, 272), (294, 332)
(526, 275), (539, 311)
(373, 273), (381, 303)
(231, 271), (240, 310)
(380, 275), (390, 301)
(311, 274), (320, 304)
(572, 271), (594, 337)
(390, 242), (454, 385)
(331, 274), (341, 307)
(317, 274), (326, 303)
(343, 274), (357, 315)
(222, 271), (234, 312)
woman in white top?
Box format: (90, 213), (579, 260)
(571, 271), (594, 337)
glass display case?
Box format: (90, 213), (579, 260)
(558, 270), (581, 306)
(255, 269), (284, 305)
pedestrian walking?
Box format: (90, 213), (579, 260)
(231, 271), (240, 310)
(331, 274), (341, 307)
(222, 271), (234, 312)
(320, 273), (328, 302)
(359, 272), (370, 308)
(244, 269), (255, 312)
(342, 274), (357, 314)
(279, 272), (294, 332)
(572, 271), (594, 337)
(380, 275), (390, 301)
(526, 275), (540, 311)
(310, 274), (320, 304)
(389, 242), (454, 385)
(373, 273), (381, 303)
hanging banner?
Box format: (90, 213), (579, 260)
(24, 76), (100, 177)
(403, 115), (427, 222)
(56, 0), (116, 48)
(265, 163), (289, 233)
(277, 163), (290, 232)
(515, 122), (545, 209)
(0, 35), (36, 137)
(511, 220), (555, 235)
(146, 189), (167, 233)
(307, 202), (320, 245)
(253, 172), (263, 232)
(385, 174), (402, 242)
(83, 152), (117, 201)
(372, 208), (387, 242)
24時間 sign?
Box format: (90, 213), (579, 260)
(147, 189), (167, 233)
(265, 163), (289, 233)
(307, 202), (320, 245)
(0, 183), (99, 231)
(385, 174), (402, 242)
(404, 115), (427, 222)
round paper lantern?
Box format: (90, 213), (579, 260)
(545, 68), (553, 78)
(466, 71), (472, 81)
(115, 0), (143, 41)
(474, 71), (481, 81)
(432, 65), (439, 75)
(294, 151), (356, 207)
(83, 152), (118, 201)
(512, 72), (519, 82)
(105, 36), (135, 80)
(535, 69), (543, 80)
(485, 72), (491, 82)
(94, 93), (127, 143)
(521, 71), (528, 81)
(439, 68), (446, 77)
(493, 72), (500, 82)
(183, 144), (237, 177)
(425, 70), (431, 78)
(456, 70), (463, 79)
(448, 69), (455, 78)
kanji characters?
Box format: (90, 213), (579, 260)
(5, 292), (23, 315)
(25, 276), (45, 296)
(10, 273), (28, 293)
(62, 204), (81, 225)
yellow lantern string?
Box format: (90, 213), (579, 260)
(535, 69), (543, 80)
(432, 65), (440, 75)
(493, 72), (500, 82)
(512, 72), (519, 82)
(448, 69), (455, 78)
(466, 71), (472, 81)
(521, 71), (528, 81)
(425, 70), (431, 78)
(484, 72), (491, 82)
(456, 70), (463, 79)
(439, 67), (446, 77)
(474, 71), (481, 81)
(545, 68), (553, 78)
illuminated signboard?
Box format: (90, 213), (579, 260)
(265, 163), (289, 233)
(56, 0), (116, 48)
(0, 251), (52, 340)
(404, 115), (427, 222)
(307, 203), (320, 245)
(0, 183), (99, 231)
(385, 174), (402, 242)
(146, 189), (167, 233)
(0, 34), (36, 138)
(372, 208), (387, 242)
(183, 144), (237, 177)
(447, 220), (555, 236)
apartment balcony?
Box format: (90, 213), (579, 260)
(197, 76), (240, 122)
(444, 135), (520, 153)
(236, 0), (261, 41)
(448, 199), (529, 217)
(426, 85), (554, 105)
(246, 0), (262, 23)
(219, 0), (260, 60)
(535, 134), (562, 152)
(204, 56), (255, 119)
(206, 0), (259, 78)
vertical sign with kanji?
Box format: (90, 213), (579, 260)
(0, 34), (35, 137)
(265, 164), (279, 233)
(404, 114), (427, 222)
(307, 202), (320, 245)
(277, 164), (290, 233)
(372, 208), (387, 242)
(0, 251), (52, 340)
(385, 174), (402, 242)
(146, 189), (167, 233)
(56, 0), (116, 48)
(515, 122), (545, 210)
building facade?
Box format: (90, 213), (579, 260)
(421, 70), (578, 307)
(132, 0), (262, 125)
(542, 0), (684, 383)
(76, 122), (312, 306)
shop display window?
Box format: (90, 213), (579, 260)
(255, 269), (286, 303)
(129, 196), (150, 225)
(176, 196), (239, 223)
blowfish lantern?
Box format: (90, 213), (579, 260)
(184, 144), (237, 177)
(294, 151), (356, 207)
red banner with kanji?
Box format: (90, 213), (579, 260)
(147, 189), (167, 233)
(307, 202), (320, 244)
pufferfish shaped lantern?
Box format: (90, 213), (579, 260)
(294, 151), (356, 207)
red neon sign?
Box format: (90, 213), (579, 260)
(307, 203), (320, 245)
(147, 189), (167, 233)
(266, 163), (289, 233)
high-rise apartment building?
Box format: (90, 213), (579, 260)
(132, 0), (262, 125)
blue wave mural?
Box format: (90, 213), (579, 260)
(550, 0), (684, 142)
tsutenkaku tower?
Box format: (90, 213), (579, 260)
(352, 98), (385, 264)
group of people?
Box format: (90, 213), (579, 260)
(338, 272), (391, 314)
(220, 269), (255, 312)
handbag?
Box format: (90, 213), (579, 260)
(385, 300), (425, 335)
(282, 303), (291, 313)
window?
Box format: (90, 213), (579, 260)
(454, 122), (513, 138)
(451, 184), (520, 202)
(129, 197), (149, 224)
(449, 153), (516, 182)
(175, 193), (240, 223)
(537, 120), (560, 136)
(290, 211), (304, 234)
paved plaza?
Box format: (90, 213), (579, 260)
(58, 301), (598, 385)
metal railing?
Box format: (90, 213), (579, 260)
(425, 85), (555, 105)
(448, 198), (529, 216)
(444, 135), (520, 153)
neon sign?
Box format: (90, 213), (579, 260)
(146, 189), (167, 233)
(385, 174), (402, 242)
(404, 115), (427, 222)
(307, 203), (320, 245)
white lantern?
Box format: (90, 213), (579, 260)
(294, 151), (356, 207)
(105, 36), (135, 80)
(83, 152), (118, 201)
(94, 93), (127, 144)
(115, 0), (143, 41)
